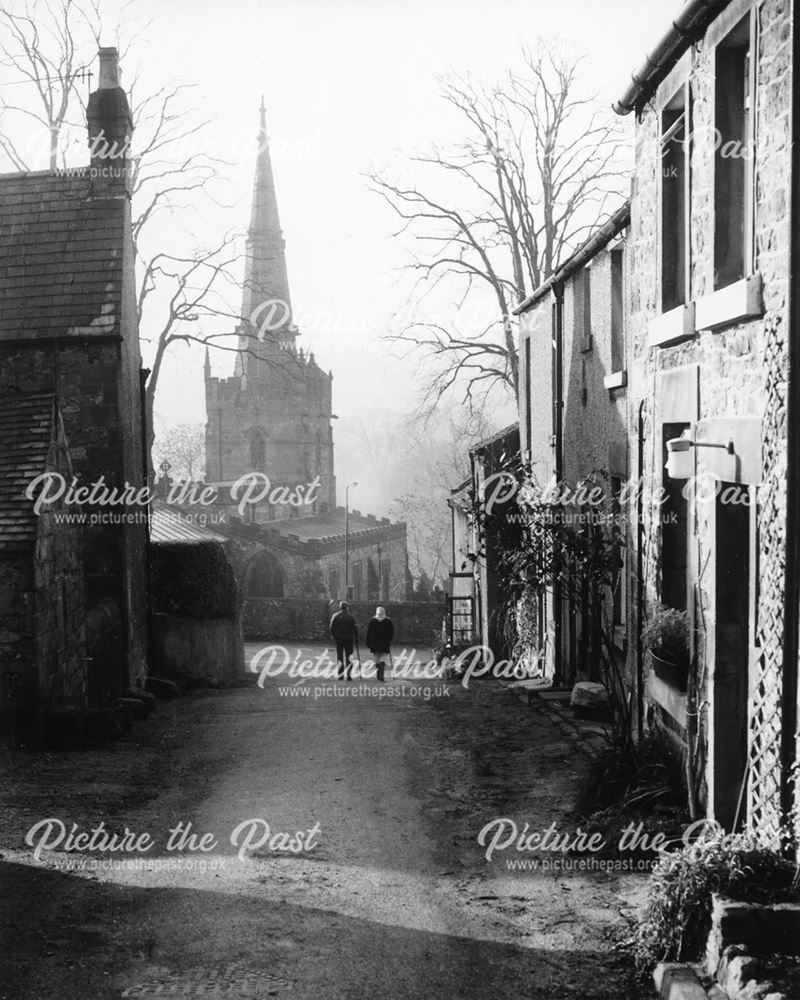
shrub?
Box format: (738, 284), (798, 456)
(150, 541), (238, 618)
(579, 731), (686, 817)
(641, 603), (690, 664)
(635, 833), (799, 969)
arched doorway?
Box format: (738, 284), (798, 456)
(245, 550), (285, 599)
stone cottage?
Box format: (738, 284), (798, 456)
(514, 203), (631, 690)
(613, 0), (797, 839)
(0, 48), (149, 739)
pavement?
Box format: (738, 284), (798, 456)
(0, 642), (651, 999)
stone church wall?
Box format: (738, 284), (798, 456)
(243, 598), (446, 646)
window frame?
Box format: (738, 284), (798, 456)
(609, 245), (625, 375)
(659, 81), (692, 315)
(713, 9), (757, 290)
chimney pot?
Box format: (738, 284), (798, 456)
(97, 47), (120, 89)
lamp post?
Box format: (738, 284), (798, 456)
(345, 481), (357, 600)
(665, 432), (734, 480)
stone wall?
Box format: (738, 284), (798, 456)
(149, 539), (243, 686)
(0, 424), (88, 742)
(34, 497), (88, 711)
(0, 552), (36, 740)
(0, 338), (148, 697)
(521, 298), (557, 483)
(222, 522), (408, 604)
(562, 250), (628, 486)
(242, 598), (446, 646)
(150, 614), (244, 687)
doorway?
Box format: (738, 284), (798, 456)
(713, 484), (753, 829)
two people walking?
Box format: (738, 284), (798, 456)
(328, 601), (394, 681)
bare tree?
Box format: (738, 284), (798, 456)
(151, 422), (206, 481)
(0, 0), (305, 466)
(368, 43), (629, 411)
(0, 0), (100, 170)
(389, 406), (495, 589)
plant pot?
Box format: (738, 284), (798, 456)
(649, 649), (689, 692)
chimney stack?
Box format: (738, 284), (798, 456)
(86, 47), (133, 197)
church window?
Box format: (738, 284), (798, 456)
(250, 432), (266, 471)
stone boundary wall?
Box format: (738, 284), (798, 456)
(150, 613), (244, 687)
(243, 598), (446, 646)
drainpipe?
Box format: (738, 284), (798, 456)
(780, 8), (800, 850)
(140, 367), (153, 687)
(637, 400), (646, 740)
(553, 283), (564, 685)
(469, 450), (483, 653)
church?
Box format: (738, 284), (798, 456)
(202, 103), (408, 604)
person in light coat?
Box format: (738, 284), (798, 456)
(366, 606), (394, 682)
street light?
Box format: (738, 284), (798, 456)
(665, 432), (734, 480)
(345, 481), (358, 600)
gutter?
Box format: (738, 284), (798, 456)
(514, 201), (630, 316)
(612, 0), (732, 116)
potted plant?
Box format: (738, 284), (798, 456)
(642, 602), (690, 691)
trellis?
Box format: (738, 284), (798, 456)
(748, 317), (790, 848)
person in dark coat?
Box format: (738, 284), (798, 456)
(366, 606), (394, 682)
(330, 601), (358, 680)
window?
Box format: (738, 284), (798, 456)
(329, 567), (340, 598)
(249, 432), (266, 471)
(574, 267), (592, 351)
(352, 560), (363, 601)
(661, 423), (689, 611)
(661, 85), (691, 312)
(714, 15), (754, 289)
(610, 248), (624, 372)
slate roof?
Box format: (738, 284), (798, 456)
(0, 171), (123, 339)
(470, 422), (520, 454)
(150, 499), (229, 545)
(265, 508), (397, 544)
(448, 478), (473, 511)
(0, 391), (54, 551)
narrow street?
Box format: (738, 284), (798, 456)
(1, 644), (646, 999)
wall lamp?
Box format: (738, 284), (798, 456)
(665, 433), (734, 480)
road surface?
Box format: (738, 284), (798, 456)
(0, 642), (647, 999)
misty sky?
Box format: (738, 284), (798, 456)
(8, 0), (674, 516)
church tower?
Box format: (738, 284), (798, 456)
(204, 101), (336, 515)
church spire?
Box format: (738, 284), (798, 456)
(240, 97), (295, 359)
